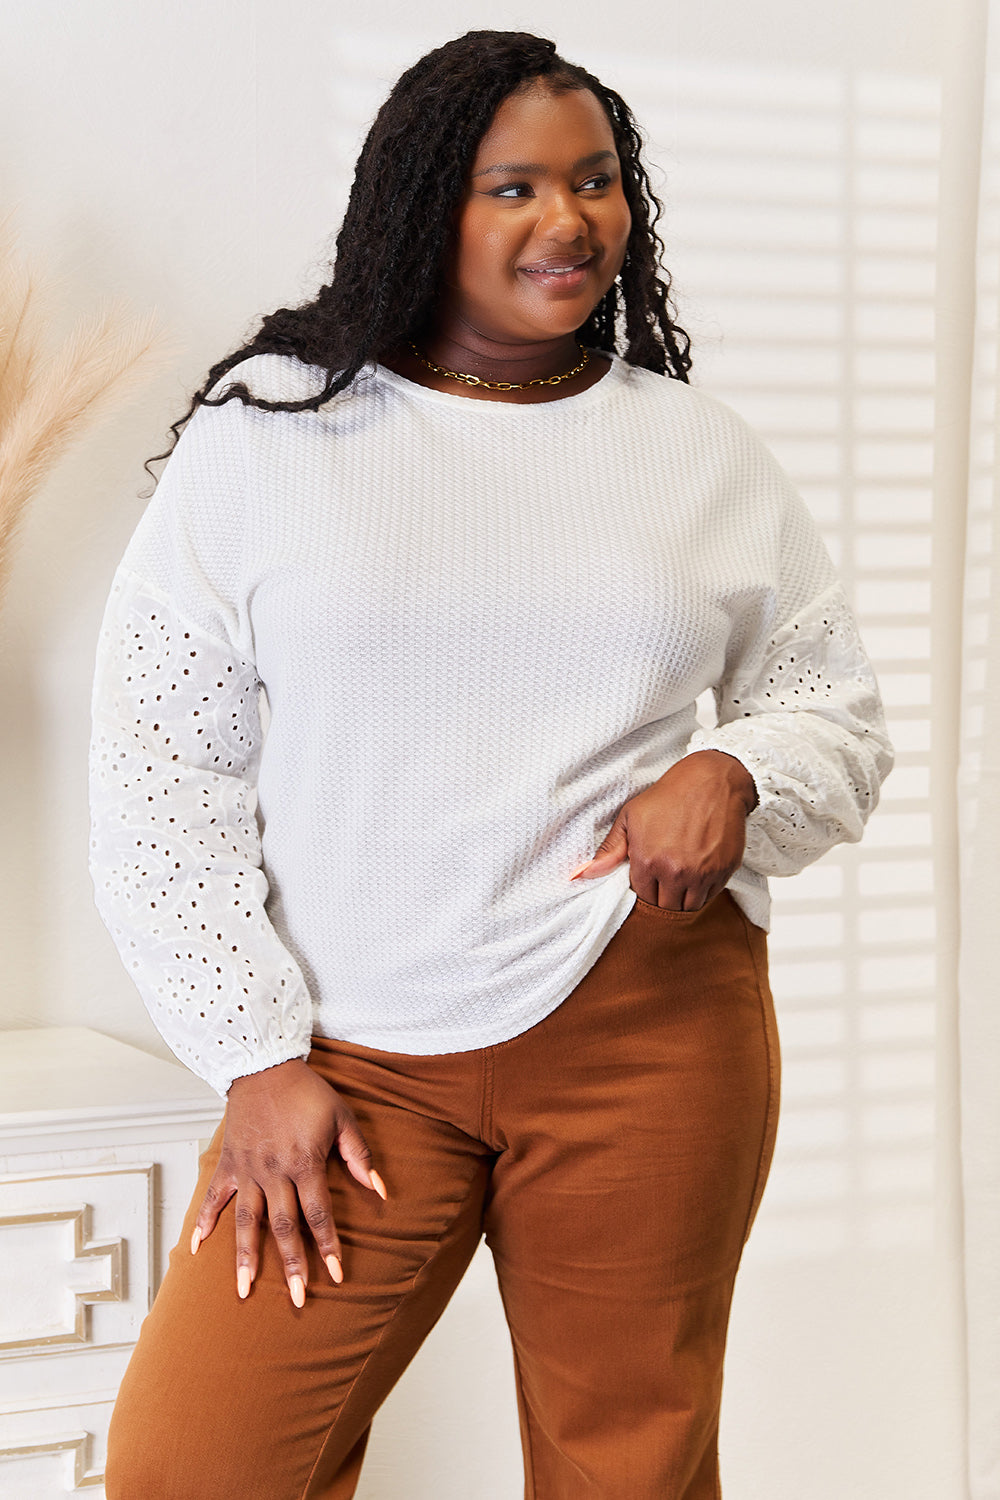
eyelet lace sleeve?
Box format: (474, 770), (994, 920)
(89, 568), (313, 1096)
(689, 580), (893, 876)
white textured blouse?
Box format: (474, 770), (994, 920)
(89, 354), (892, 1096)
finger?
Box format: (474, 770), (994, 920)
(650, 864), (706, 909)
(191, 1168), (237, 1253)
(262, 1180), (311, 1306)
(703, 875), (732, 907)
(572, 814), (629, 880)
(630, 868), (660, 905)
(667, 875), (711, 911)
(294, 1164), (344, 1284)
(650, 876), (683, 910)
(335, 1114), (384, 1198)
(232, 1179), (265, 1299)
(629, 850), (668, 906)
(678, 875), (726, 911)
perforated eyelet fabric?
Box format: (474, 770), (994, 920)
(90, 570), (311, 1096)
(690, 583), (890, 876)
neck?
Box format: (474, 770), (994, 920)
(386, 320), (611, 405)
(421, 324), (584, 386)
(412, 340), (588, 392)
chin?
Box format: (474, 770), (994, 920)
(515, 306), (598, 342)
(525, 296), (607, 340)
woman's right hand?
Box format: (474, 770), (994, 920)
(190, 1057), (386, 1306)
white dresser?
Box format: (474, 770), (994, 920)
(0, 1028), (222, 1498)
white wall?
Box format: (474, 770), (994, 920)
(1, 2), (977, 1495)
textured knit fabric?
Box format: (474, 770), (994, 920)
(89, 353), (892, 1096)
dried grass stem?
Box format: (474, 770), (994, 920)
(0, 232), (164, 602)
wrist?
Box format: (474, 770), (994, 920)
(226, 1056), (311, 1098)
(687, 750), (759, 814)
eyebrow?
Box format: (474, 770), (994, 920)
(472, 149), (617, 179)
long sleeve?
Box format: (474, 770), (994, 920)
(688, 483), (893, 877)
(89, 401), (313, 1096)
(90, 353), (893, 1059)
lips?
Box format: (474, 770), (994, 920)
(519, 254), (595, 291)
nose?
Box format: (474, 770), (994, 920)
(535, 187), (588, 242)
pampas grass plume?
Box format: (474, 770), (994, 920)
(0, 260), (40, 439)
(0, 231), (166, 603)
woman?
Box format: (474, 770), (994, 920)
(90, 30), (892, 1499)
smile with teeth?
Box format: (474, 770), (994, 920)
(524, 264), (586, 274)
(520, 256), (595, 289)
(522, 256), (592, 271)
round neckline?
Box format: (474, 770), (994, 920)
(371, 351), (630, 414)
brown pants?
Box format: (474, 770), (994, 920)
(106, 893), (778, 1499)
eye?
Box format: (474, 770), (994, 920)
(492, 182), (534, 199)
(579, 173), (612, 192)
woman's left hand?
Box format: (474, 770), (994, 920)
(572, 750), (758, 911)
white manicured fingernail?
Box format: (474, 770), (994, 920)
(325, 1254), (343, 1285)
(368, 1169), (388, 1201)
(289, 1275), (306, 1308)
(190, 1226), (202, 1255)
(237, 1266), (251, 1300)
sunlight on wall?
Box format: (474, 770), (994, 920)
(615, 57), (942, 1261)
(959, 55), (1000, 1500)
(963, 72), (999, 780)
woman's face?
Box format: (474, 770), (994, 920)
(439, 82), (632, 350)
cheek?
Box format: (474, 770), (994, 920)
(450, 210), (513, 293)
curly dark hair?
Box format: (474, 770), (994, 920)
(156, 30), (691, 461)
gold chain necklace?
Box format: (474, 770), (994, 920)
(409, 342), (589, 392)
